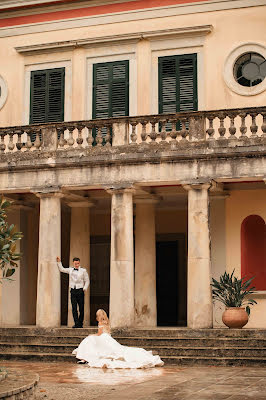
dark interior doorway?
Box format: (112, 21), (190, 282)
(90, 236), (110, 326)
(156, 234), (187, 326)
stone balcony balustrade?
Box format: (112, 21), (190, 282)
(0, 107), (265, 157)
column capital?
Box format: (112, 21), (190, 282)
(105, 185), (136, 195)
(182, 182), (211, 191)
(33, 187), (64, 199)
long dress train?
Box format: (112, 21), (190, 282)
(72, 326), (164, 369)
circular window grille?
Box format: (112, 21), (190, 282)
(234, 52), (266, 87)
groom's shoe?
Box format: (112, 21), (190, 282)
(72, 325), (79, 328)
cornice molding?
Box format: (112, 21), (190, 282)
(15, 25), (213, 54)
(0, 0), (71, 10)
(0, 0), (264, 39)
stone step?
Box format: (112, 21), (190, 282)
(0, 351), (266, 366)
(1, 327), (266, 339)
(1, 343), (266, 358)
(2, 335), (266, 348)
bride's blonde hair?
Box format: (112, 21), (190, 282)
(96, 309), (110, 331)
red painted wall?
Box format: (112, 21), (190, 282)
(0, 0), (205, 28)
(241, 215), (266, 290)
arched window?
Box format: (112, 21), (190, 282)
(241, 215), (266, 290)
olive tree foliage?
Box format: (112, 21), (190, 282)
(0, 197), (23, 282)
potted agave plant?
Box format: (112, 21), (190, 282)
(211, 270), (257, 328)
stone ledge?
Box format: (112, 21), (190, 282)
(0, 369), (39, 399)
(0, 140), (265, 173)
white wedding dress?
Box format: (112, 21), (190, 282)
(72, 325), (164, 369)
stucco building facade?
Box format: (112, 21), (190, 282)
(0, 0), (265, 330)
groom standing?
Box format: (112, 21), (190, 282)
(56, 256), (90, 328)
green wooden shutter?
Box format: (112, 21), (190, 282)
(159, 54), (198, 115)
(92, 60), (129, 145)
(30, 68), (65, 124)
(93, 60), (129, 119)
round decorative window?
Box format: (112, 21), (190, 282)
(0, 75), (8, 110)
(224, 43), (266, 96)
(234, 52), (266, 87)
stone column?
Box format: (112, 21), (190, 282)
(135, 199), (157, 326)
(36, 192), (63, 328)
(67, 202), (92, 327)
(108, 188), (134, 328)
(183, 183), (213, 328)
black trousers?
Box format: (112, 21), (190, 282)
(70, 288), (84, 327)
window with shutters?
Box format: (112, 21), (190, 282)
(158, 54), (198, 116)
(92, 60), (129, 144)
(30, 68), (65, 124)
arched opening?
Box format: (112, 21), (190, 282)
(241, 215), (266, 290)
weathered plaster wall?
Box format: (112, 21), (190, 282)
(226, 190), (266, 328)
(0, 6), (265, 126)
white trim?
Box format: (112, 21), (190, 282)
(23, 60), (72, 125)
(0, 0), (264, 38)
(151, 36), (206, 115)
(15, 26), (212, 55)
(0, 75), (8, 110)
(86, 48), (137, 119)
(223, 42), (266, 96)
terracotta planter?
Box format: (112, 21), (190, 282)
(222, 307), (249, 329)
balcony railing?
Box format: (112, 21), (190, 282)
(0, 107), (265, 154)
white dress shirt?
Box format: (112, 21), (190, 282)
(57, 262), (90, 290)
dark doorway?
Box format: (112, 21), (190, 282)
(156, 235), (187, 326)
(90, 236), (110, 325)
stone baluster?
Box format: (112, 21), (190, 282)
(0, 131), (6, 153)
(15, 129), (23, 151)
(250, 113), (258, 138)
(58, 127), (66, 148)
(262, 112), (266, 138)
(141, 121), (147, 142)
(67, 126), (75, 147)
(77, 125), (84, 147)
(86, 124), (93, 147)
(105, 125), (112, 147)
(96, 125), (103, 147)
(130, 121), (137, 144)
(218, 113), (226, 139)
(239, 113), (247, 139)
(149, 119), (157, 142)
(160, 119), (167, 141)
(180, 118), (189, 143)
(207, 115), (215, 140)
(228, 114), (237, 140)
(34, 129), (42, 150)
(169, 119), (177, 143)
(7, 130), (15, 152)
(25, 129), (33, 150)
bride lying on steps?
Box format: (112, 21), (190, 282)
(72, 309), (164, 369)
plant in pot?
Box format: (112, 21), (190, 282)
(211, 270), (257, 328)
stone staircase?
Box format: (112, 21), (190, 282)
(0, 327), (266, 366)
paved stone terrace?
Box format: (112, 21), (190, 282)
(1, 361), (266, 400)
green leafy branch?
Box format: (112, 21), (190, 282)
(0, 197), (23, 282)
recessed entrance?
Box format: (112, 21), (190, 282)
(156, 234), (187, 326)
(90, 236), (110, 326)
